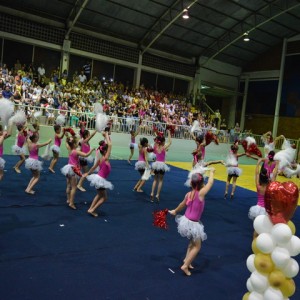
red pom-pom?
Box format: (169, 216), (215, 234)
(72, 165), (82, 177)
(205, 131), (218, 146)
(65, 127), (76, 136)
(153, 209), (168, 230)
(241, 140), (248, 152)
(147, 146), (154, 153)
(248, 143), (262, 157)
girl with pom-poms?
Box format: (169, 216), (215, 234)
(0, 125), (11, 181)
(224, 142), (246, 199)
(150, 129), (171, 202)
(82, 131), (113, 217)
(261, 131), (284, 157)
(12, 124), (27, 173)
(127, 126), (140, 165)
(48, 124), (66, 173)
(77, 129), (97, 192)
(24, 133), (52, 194)
(169, 168), (215, 276)
(133, 137), (150, 193)
(61, 135), (94, 210)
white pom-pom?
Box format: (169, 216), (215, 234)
(95, 113), (108, 132)
(283, 165), (300, 178)
(191, 120), (200, 133)
(55, 114), (66, 126)
(10, 110), (27, 126)
(33, 110), (43, 119)
(93, 103), (103, 114)
(148, 152), (156, 162)
(41, 144), (51, 161)
(253, 215), (273, 234)
(245, 136), (256, 145)
(0, 98), (14, 127)
(256, 233), (275, 253)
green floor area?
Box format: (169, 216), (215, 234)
(3, 124), (262, 164)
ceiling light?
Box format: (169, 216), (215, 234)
(243, 32), (250, 42)
(182, 9), (189, 19)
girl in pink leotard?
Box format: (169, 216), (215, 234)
(61, 136), (94, 210)
(83, 131), (113, 217)
(12, 124), (27, 173)
(150, 130), (171, 202)
(77, 129), (97, 191)
(169, 168), (215, 276)
(25, 133), (52, 194)
(0, 125), (11, 181)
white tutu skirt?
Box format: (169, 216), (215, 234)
(151, 161), (170, 172)
(25, 158), (43, 171)
(50, 145), (60, 154)
(0, 157), (5, 170)
(129, 143), (138, 149)
(248, 205), (266, 220)
(135, 161), (147, 170)
(79, 156), (94, 164)
(227, 166), (242, 177)
(12, 145), (26, 155)
(175, 215), (207, 241)
(87, 174), (114, 190)
(61, 164), (76, 177)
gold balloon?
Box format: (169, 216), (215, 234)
(268, 270), (286, 288)
(252, 239), (261, 254)
(242, 292), (250, 300)
(254, 253), (274, 274)
(288, 220), (296, 235)
(280, 278), (295, 298)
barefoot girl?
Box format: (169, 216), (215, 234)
(83, 131), (113, 217)
(61, 136), (94, 209)
(49, 124), (65, 173)
(0, 125), (11, 181)
(12, 124), (27, 173)
(169, 168), (215, 276)
(25, 133), (52, 194)
(128, 126), (140, 164)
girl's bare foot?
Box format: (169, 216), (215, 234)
(87, 210), (98, 217)
(181, 265), (191, 276)
(136, 189), (143, 193)
(69, 203), (77, 210)
(183, 260), (194, 269)
(77, 185), (86, 192)
(25, 189), (35, 195)
(48, 168), (55, 174)
(14, 167), (21, 174)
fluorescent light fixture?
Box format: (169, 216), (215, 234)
(182, 9), (189, 19)
(243, 32), (250, 42)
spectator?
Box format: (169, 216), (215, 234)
(2, 85), (13, 99)
(78, 70), (87, 84)
(37, 64), (46, 82)
(83, 61), (91, 81)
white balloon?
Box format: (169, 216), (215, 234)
(247, 278), (254, 292)
(253, 215), (273, 234)
(263, 287), (284, 300)
(248, 291), (264, 300)
(286, 235), (300, 256)
(249, 271), (269, 293)
(246, 254), (256, 273)
(271, 247), (291, 269)
(256, 233), (275, 254)
(271, 224), (292, 246)
(282, 258), (299, 278)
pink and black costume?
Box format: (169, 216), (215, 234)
(79, 139), (93, 165)
(50, 135), (62, 154)
(12, 132), (26, 155)
(135, 148), (147, 175)
(175, 192), (207, 241)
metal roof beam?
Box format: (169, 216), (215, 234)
(200, 0), (300, 66)
(65, 0), (89, 39)
(139, 0), (198, 55)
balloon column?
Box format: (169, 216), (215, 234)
(243, 181), (300, 300)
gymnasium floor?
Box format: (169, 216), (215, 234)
(0, 125), (299, 300)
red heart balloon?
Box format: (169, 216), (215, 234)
(265, 181), (299, 224)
